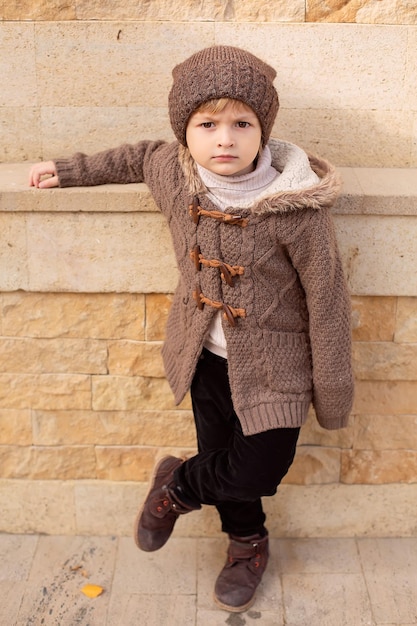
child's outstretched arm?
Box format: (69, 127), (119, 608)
(29, 161), (59, 189)
(28, 140), (166, 190)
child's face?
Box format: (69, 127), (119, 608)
(185, 100), (262, 176)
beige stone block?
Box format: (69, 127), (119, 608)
(351, 166), (417, 212)
(358, 538), (417, 624)
(354, 414), (417, 450)
(74, 480), (144, 535)
(0, 445), (96, 480)
(282, 573), (374, 626)
(0, 373), (91, 410)
(335, 167), (364, 214)
(395, 297), (417, 342)
(341, 450), (417, 484)
(408, 30), (417, 111)
(0, 478), (76, 534)
(0, 107), (41, 162)
(40, 106), (174, 160)
(34, 22), (214, 107)
(0, 409), (32, 445)
(217, 24), (408, 112)
(335, 214), (417, 296)
(0, 581), (25, 626)
(351, 296), (396, 341)
(0, 337), (107, 374)
(107, 593), (197, 626)
(277, 108), (414, 168)
(412, 113), (417, 167)
(0, 213), (29, 291)
(352, 341), (417, 380)
(283, 446), (341, 485)
(306, 0), (417, 24)
(265, 483), (417, 537)
(32, 409), (196, 446)
(108, 341), (164, 377)
(25, 212), (177, 293)
(1, 292), (145, 340)
(354, 380), (417, 414)
(145, 294), (172, 341)
(16, 536), (116, 626)
(75, 0), (225, 20)
(3, 0), (76, 19)
(0, 534), (39, 582)
(112, 538), (198, 602)
(358, 0), (417, 25)
(299, 413), (354, 448)
(95, 446), (157, 480)
(0, 24), (37, 107)
(276, 537), (363, 574)
(92, 375), (177, 411)
(234, 0), (305, 21)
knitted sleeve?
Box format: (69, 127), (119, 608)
(286, 208), (354, 430)
(54, 140), (166, 188)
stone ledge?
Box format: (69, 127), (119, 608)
(1, 164), (416, 296)
(1, 163), (417, 216)
(0, 479), (416, 537)
(0, 164), (154, 213)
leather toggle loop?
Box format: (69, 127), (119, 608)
(193, 289), (246, 326)
(190, 249), (244, 286)
(193, 286), (205, 310)
(189, 196), (248, 228)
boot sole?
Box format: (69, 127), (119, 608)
(213, 591), (256, 613)
(133, 455), (183, 551)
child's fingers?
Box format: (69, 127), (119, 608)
(38, 174), (59, 189)
(28, 161), (58, 188)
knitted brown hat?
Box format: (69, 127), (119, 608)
(168, 45), (279, 146)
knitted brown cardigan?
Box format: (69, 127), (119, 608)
(55, 138), (354, 435)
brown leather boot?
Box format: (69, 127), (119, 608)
(214, 532), (269, 612)
(134, 455), (201, 552)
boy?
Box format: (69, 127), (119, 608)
(29, 45), (354, 613)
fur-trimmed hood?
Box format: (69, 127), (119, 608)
(179, 138), (342, 216)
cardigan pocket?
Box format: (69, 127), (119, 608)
(262, 330), (313, 393)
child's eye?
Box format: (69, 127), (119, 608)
(201, 122), (214, 128)
(237, 121), (250, 128)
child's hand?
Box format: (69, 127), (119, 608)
(29, 161), (59, 189)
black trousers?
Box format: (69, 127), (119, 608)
(175, 348), (300, 537)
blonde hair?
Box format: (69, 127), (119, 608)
(194, 97), (256, 116)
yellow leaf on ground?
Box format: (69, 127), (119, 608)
(81, 584), (104, 598)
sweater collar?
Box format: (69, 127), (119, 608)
(196, 146), (278, 210)
(179, 138), (342, 215)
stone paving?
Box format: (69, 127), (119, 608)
(1, 533), (416, 625)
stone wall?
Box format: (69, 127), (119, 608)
(1, 3), (417, 167)
(1, 2), (416, 536)
(0, 163), (416, 536)
(1, 289), (417, 487)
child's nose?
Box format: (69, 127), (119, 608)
(217, 127), (234, 147)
